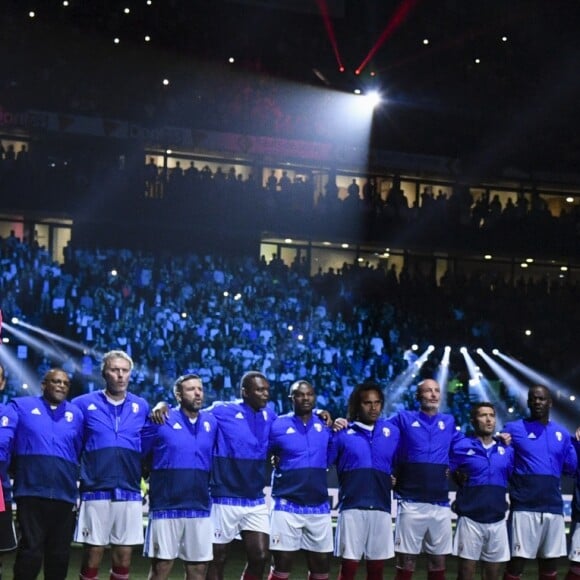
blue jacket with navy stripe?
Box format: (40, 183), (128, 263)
(142, 408), (218, 512)
(502, 418), (576, 513)
(210, 400), (277, 500)
(450, 437), (513, 523)
(389, 410), (463, 504)
(329, 419), (400, 512)
(268, 412), (331, 506)
(10, 396), (83, 504)
(73, 390), (150, 493)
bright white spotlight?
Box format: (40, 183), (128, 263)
(364, 91), (382, 108)
(460, 347), (467, 354)
(11, 317), (19, 324)
(492, 349), (499, 355)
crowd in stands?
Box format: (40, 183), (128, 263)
(1, 143), (578, 258)
(2, 233), (577, 431)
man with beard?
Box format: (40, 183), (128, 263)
(142, 374), (218, 580)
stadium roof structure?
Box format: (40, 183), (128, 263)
(2, 0), (580, 175)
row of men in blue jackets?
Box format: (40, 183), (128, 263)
(0, 352), (579, 580)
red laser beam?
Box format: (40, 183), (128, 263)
(315, 0), (345, 72)
(355, 0), (420, 75)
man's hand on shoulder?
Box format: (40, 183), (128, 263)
(333, 417), (348, 432)
(150, 401), (170, 424)
(316, 409), (333, 427)
(496, 432), (512, 446)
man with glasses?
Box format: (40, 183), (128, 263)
(10, 367), (84, 579)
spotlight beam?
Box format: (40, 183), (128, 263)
(0, 346), (41, 396)
(2, 322), (72, 364)
(435, 346), (451, 411)
(386, 345), (433, 414)
(493, 350), (574, 426)
(10, 319), (98, 356)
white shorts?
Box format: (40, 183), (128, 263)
(74, 499), (144, 546)
(143, 516), (213, 562)
(394, 501), (452, 556)
(334, 509), (394, 560)
(211, 502), (269, 544)
(269, 509), (333, 553)
(453, 516), (510, 562)
(568, 522), (580, 562)
(509, 511), (566, 559)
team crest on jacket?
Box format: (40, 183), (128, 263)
(314, 423), (322, 432)
(438, 421), (445, 430)
(556, 431), (562, 441)
(203, 421), (211, 432)
(132, 402), (139, 413)
(498, 446), (505, 455)
(65, 411), (73, 422)
(382, 427), (391, 437)
(1, 416), (9, 427)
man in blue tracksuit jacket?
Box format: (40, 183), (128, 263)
(10, 367), (83, 580)
(450, 402), (514, 580)
(329, 381), (400, 580)
(207, 371), (277, 580)
(267, 379), (333, 580)
(502, 384), (577, 580)
(0, 363), (17, 578)
(73, 350), (150, 580)
(389, 378), (464, 580)
(142, 373), (218, 580)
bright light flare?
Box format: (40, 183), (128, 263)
(364, 91), (382, 109)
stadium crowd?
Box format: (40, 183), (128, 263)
(3, 233), (577, 424)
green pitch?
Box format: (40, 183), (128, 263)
(1, 543), (573, 579)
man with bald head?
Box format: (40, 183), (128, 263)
(503, 384), (576, 580)
(10, 367), (84, 579)
(388, 378), (463, 580)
